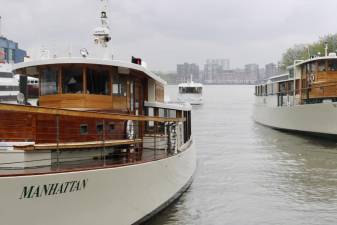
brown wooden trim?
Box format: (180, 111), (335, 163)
(0, 103), (185, 123)
(15, 139), (143, 151)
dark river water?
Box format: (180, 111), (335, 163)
(147, 85), (337, 225)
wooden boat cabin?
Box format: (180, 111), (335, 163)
(255, 54), (337, 106)
(0, 58), (192, 172)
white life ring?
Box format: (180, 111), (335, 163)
(126, 120), (135, 139)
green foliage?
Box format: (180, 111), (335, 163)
(280, 34), (337, 69)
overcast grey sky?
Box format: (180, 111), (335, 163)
(0, 0), (336, 71)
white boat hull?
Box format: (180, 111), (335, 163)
(253, 102), (337, 135)
(178, 94), (203, 105)
(0, 142), (196, 225)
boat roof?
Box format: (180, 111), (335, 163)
(178, 82), (203, 88)
(256, 73), (290, 85)
(144, 101), (192, 111)
(12, 57), (167, 85)
(288, 55), (337, 69)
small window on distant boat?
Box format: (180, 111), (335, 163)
(108, 122), (115, 133)
(318, 61), (326, 72)
(328, 60), (337, 72)
(80, 124), (88, 135)
(96, 122), (104, 134)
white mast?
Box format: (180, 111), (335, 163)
(325, 41), (328, 57)
(93, 0), (111, 48)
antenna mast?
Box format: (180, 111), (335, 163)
(93, 0), (111, 48)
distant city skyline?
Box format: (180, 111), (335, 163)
(1, 0), (337, 71)
(166, 58), (282, 85)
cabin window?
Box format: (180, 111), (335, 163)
(318, 61), (326, 72)
(96, 122), (104, 134)
(169, 110), (176, 118)
(147, 107), (154, 127)
(279, 82), (286, 94)
(328, 60), (337, 71)
(112, 75), (126, 96)
(40, 67), (59, 95)
(80, 124), (88, 135)
(289, 68), (294, 78)
(62, 67), (83, 94)
(108, 122), (115, 133)
(87, 68), (110, 95)
(310, 63), (317, 73)
(159, 108), (165, 117)
(179, 87), (202, 94)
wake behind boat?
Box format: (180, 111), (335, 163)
(0, 2), (196, 225)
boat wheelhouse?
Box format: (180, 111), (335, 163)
(178, 81), (203, 105)
(254, 53), (337, 136)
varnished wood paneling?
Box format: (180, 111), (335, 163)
(40, 94), (116, 110)
(155, 83), (164, 102)
(0, 111), (35, 142)
(0, 104), (184, 123)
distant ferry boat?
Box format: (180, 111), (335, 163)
(0, 2), (196, 225)
(178, 80), (203, 105)
(253, 50), (337, 137)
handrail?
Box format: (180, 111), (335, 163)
(14, 139), (143, 151)
(0, 103), (185, 123)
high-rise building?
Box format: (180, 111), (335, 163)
(203, 59), (230, 83)
(176, 63), (200, 83)
(265, 63), (278, 79)
(244, 64), (260, 82)
(206, 59), (230, 70)
(0, 37), (26, 64)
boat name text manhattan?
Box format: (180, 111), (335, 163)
(19, 179), (88, 199)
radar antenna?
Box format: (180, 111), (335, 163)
(93, 0), (111, 48)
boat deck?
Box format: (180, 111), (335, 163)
(0, 147), (171, 177)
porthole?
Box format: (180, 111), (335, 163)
(80, 124), (88, 135)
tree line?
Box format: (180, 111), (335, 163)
(281, 34), (337, 69)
